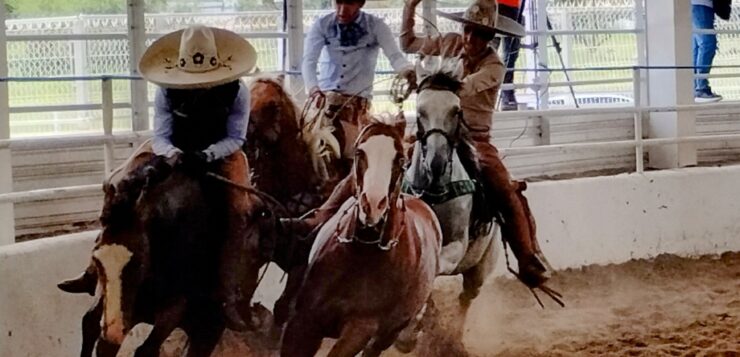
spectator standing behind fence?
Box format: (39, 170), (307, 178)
(497, 0), (524, 111)
(692, 0), (731, 103)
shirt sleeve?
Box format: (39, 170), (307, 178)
(302, 19), (325, 92)
(375, 18), (413, 72)
(151, 87), (182, 158)
(459, 61), (505, 97)
(400, 3), (444, 55)
(203, 82), (249, 162)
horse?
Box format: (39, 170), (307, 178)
(395, 56), (501, 352)
(279, 119), (443, 357)
(79, 163), (275, 357)
(247, 75), (340, 215)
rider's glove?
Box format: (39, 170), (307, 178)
(143, 155), (176, 184)
(179, 151), (210, 176)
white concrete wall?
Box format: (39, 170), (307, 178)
(0, 231), (96, 357)
(2, 166), (740, 356)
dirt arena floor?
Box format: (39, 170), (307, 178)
(127, 252), (739, 356)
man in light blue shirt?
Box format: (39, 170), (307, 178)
(302, 0), (416, 176)
(302, 0), (415, 100)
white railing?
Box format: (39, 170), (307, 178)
(3, 66), (740, 207)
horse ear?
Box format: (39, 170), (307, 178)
(276, 73), (285, 85)
(415, 57), (433, 84)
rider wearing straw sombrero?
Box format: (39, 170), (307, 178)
(59, 25), (258, 330)
(402, 0), (552, 289)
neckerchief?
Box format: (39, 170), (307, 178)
(336, 16), (367, 47)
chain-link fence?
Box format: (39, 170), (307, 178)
(6, 1), (740, 136)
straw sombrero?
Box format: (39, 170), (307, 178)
(139, 25), (257, 89)
(437, 0), (526, 38)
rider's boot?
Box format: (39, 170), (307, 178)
(58, 261), (97, 295)
(472, 139), (552, 288)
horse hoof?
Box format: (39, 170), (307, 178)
(458, 290), (478, 308)
(394, 336), (417, 354)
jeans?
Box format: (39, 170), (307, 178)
(499, 4), (523, 92)
(692, 4), (718, 93)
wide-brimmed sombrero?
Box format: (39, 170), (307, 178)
(437, 0), (526, 38)
(138, 25), (257, 89)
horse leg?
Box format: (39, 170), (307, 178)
(95, 339), (121, 357)
(183, 316), (224, 357)
(280, 314), (324, 357)
(80, 296), (102, 357)
(393, 302), (430, 353)
(133, 298), (187, 357)
(327, 319), (378, 357)
(274, 264), (307, 327)
(362, 324), (407, 357)
(460, 238), (495, 308)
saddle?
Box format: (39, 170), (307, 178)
(456, 140), (496, 237)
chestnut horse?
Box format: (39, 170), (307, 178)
(247, 76), (339, 215)
(80, 166), (275, 357)
(280, 119), (443, 357)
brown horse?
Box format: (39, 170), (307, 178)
(279, 119), (443, 357)
(81, 167), (275, 357)
(247, 76), (338, 215)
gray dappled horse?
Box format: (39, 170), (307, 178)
(397, 56), (501, 351)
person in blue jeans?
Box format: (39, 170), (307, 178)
(692, 0), (723, 102)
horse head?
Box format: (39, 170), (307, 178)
(411, 56), (468, 188)
(248, 75), (295, 144)
(91, 196), (149, 345)
(353, 117), (407, 228)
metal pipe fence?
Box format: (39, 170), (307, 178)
(2, 64), (740, 205)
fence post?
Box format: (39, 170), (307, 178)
(285, 0), (304, 98)
(127, 0), (149, 132)
(102, 78), (115, 174)
(422, 0), (437, 35)
(73, 16), (90, 112)
(633, 67), (644, 173)
(534, 0), (549, 110)
(0, 0), (15, 245)
(644, 0), (696, 168)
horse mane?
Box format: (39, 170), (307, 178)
(356, 115), (406, 149)
(249, 76), (341, 182)
(248, 76), (300, 130)
(417, 56), (464, 93)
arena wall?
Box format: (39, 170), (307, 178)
(2, 165), (740, 356)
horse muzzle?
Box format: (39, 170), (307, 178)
(102, 317), (127, 345)
(359, 192), (389, 228)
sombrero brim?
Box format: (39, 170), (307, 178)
(139, 28), (257, 89)
(437, 11), (526, 38)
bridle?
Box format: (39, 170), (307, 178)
(413, 76), (465, 184)
(332, 127), (406, 250)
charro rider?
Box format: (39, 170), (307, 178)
(302, 0), (416, 169)
(58, 25), (257, 330)
(291, 0), (553, 289)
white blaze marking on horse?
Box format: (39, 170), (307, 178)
(93, 243), (133, 344)
(358, 135), (396, 226)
